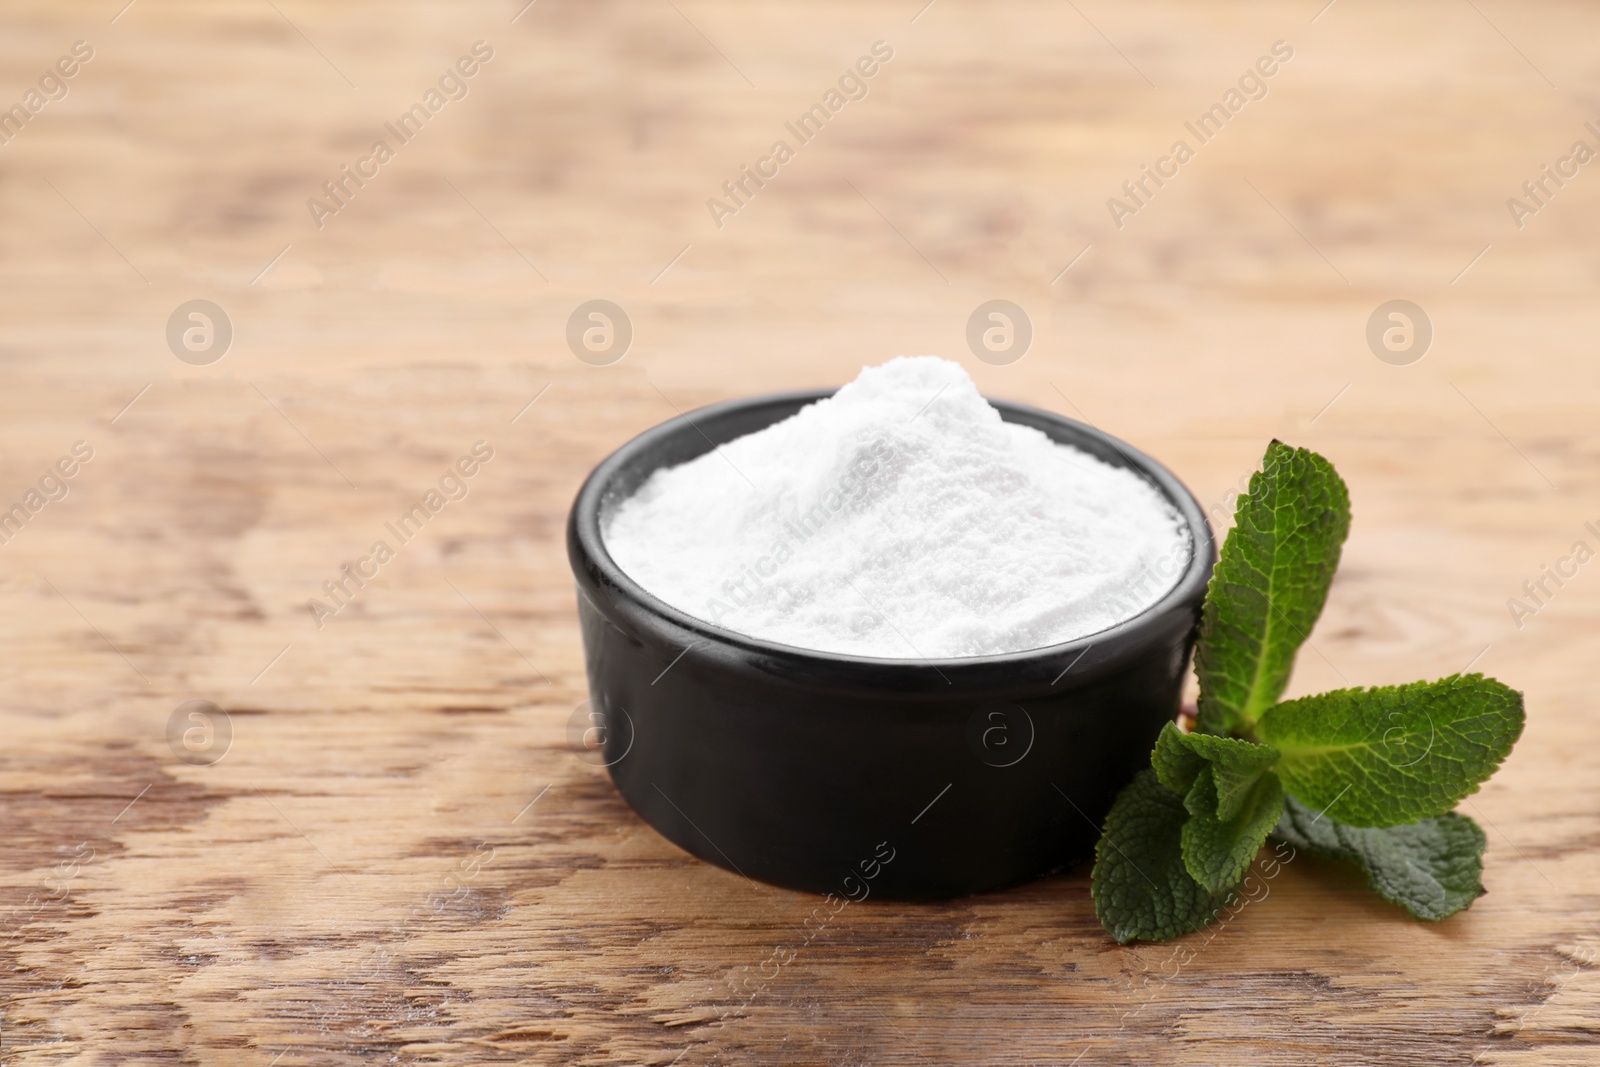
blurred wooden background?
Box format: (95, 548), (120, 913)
(2, 0), (1599, 1063)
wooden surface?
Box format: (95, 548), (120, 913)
(4, 0), (1600, 1063)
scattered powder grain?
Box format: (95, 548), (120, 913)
(603, 357), (1190, 659)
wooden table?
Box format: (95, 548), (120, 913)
(3, 0), (1597, 1062)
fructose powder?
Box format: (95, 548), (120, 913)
(604, 357), (1189, 659)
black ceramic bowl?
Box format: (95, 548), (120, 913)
(567, 390), (1214, 900)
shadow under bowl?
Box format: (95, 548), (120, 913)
(566, 390), (1214, 900)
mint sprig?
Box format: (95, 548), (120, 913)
(1090, 441), (1525, 943)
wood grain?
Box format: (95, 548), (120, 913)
(2, 0), (1599, 1063)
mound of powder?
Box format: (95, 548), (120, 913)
(603, 357), (1190, 659)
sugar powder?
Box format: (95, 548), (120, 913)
(603, 357), (1190, 659)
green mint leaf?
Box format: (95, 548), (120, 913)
(1180, 765), (1285, 894)
(1257, 674), (1524, 827)
(1273, 795), (1487, 920)
(1091, 769), (1232, 943)
(1195, 441), (1350, 735)
(1151, 722), (1207, 793)
(1152, 723), (1280, 819)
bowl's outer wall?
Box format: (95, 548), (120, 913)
(568, 392), (1214, 900)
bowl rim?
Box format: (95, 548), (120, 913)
(568, 387), (1215, 688)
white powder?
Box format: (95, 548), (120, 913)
(603, 357), (1190, 659)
